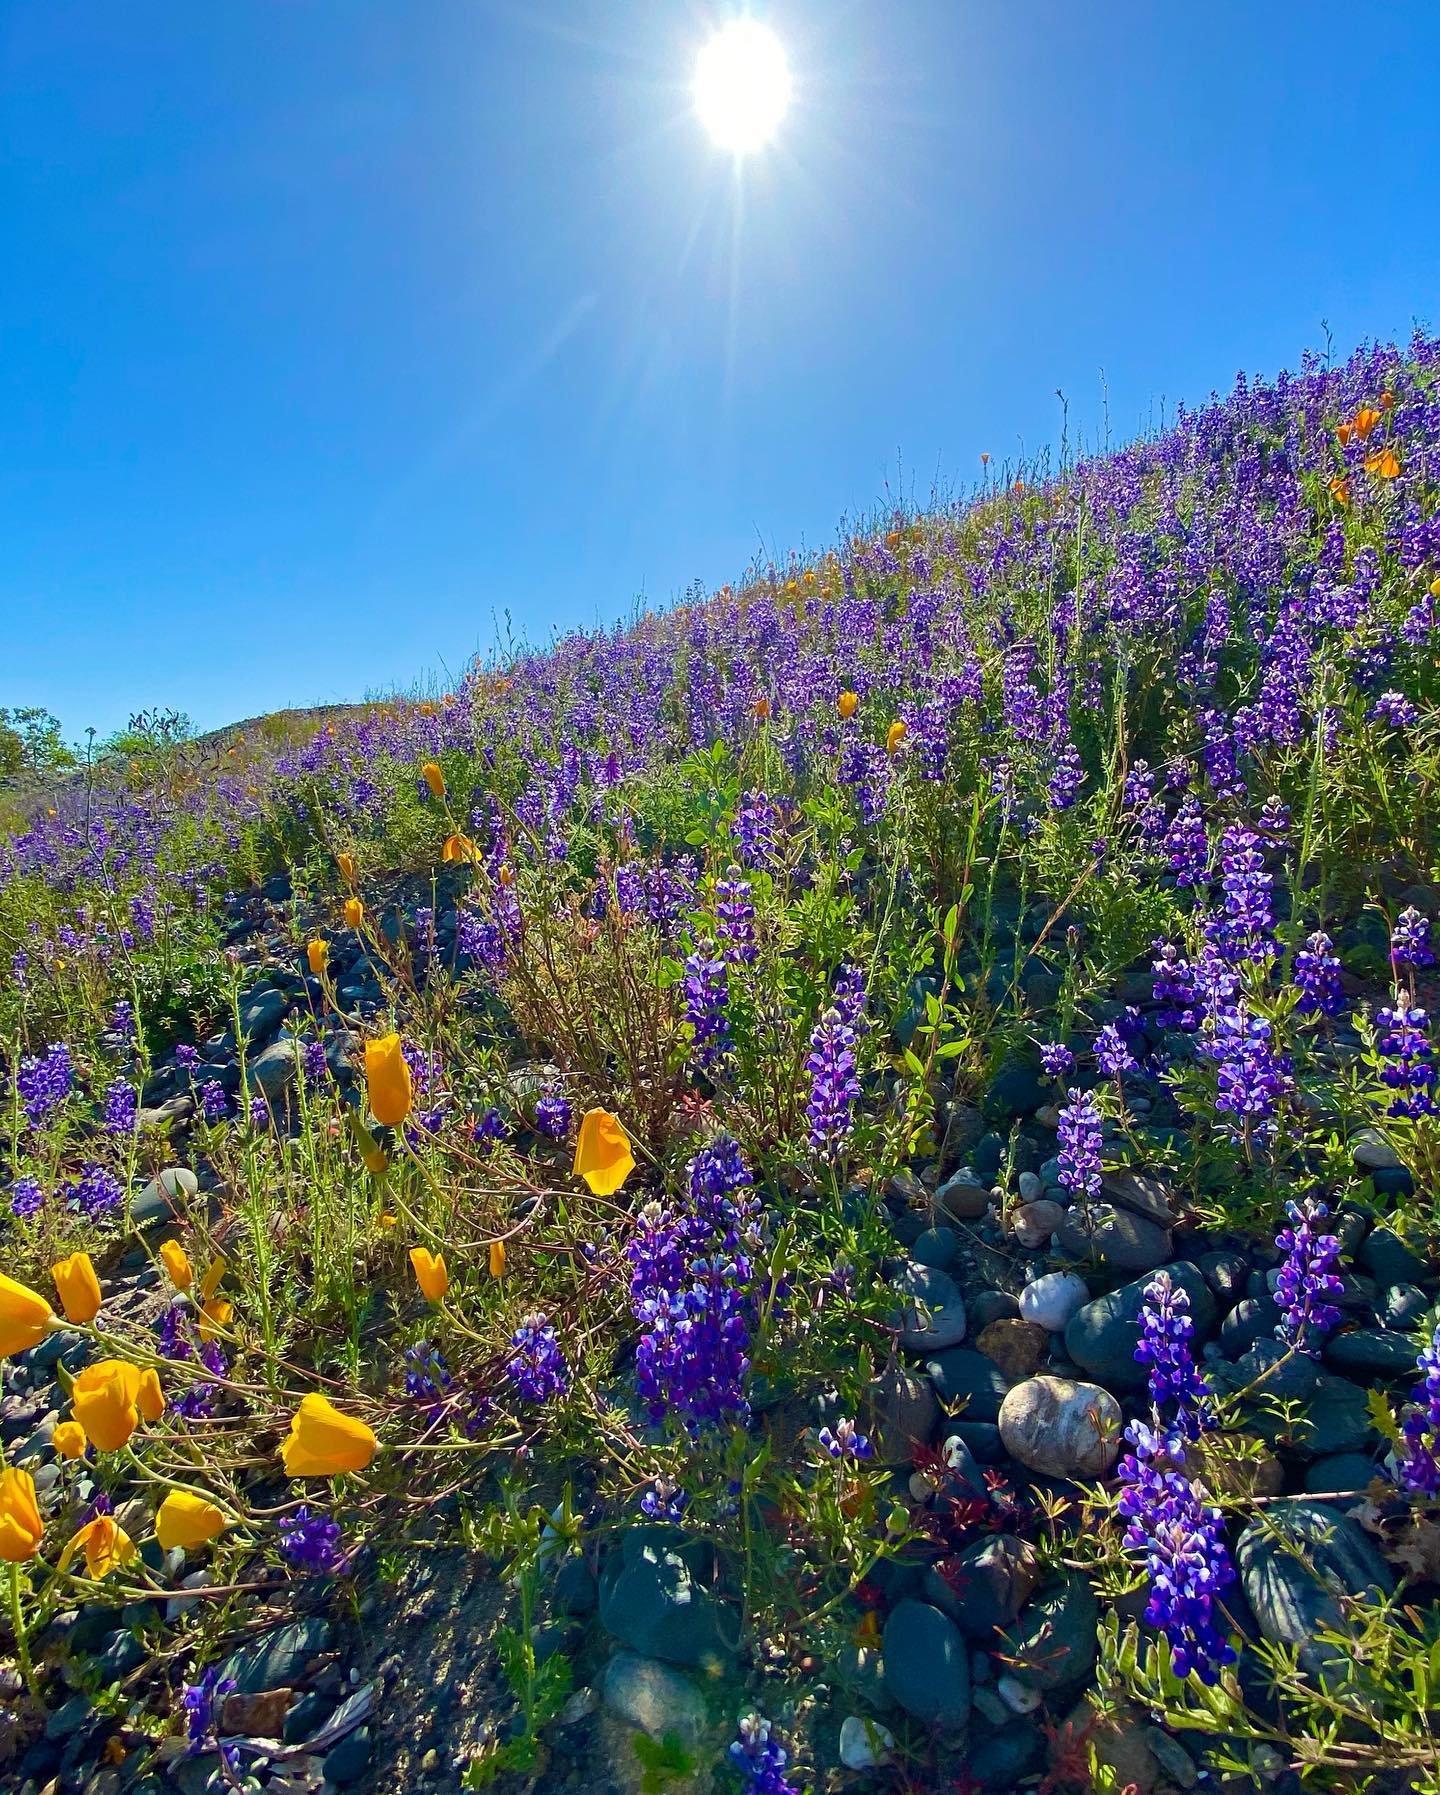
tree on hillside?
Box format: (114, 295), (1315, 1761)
(0, 707), (75, 784)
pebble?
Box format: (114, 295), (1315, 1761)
(1016, 1171), (1043, 1202)
(935, 1169), (989, 1222)
(999, 1375), (1123, 1477)
(891, 1262), (968, 1351)
(910, 1226), (959, 1270)
(1010, 1200), (1065, 1249)
(599, 1651), (706, 1742)
(1352, 1127), (1401, 1170)
(882, 1600), (971, 1728)
(1237, 1500), (1394, 1682)
(838, 1715), (895, 1771)
(996, 1673), (1041, 1714)
(1017, 1270), (1089, 1332)
(1383, 1282), (1430, 1330)
(1055, 1202), (1173, 1272)
(863, 1363), (940, 1463)
(975, 1318), (1047, 1381)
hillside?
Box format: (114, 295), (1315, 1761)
(2, 330), (1440, 1795)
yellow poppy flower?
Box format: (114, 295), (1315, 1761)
(198, 1300), (233, 1344)
(137, 1368), (165, 1423)
(363, 1147), (391, 1177)
(365, 1033), (412, 1127)
(1365, 448), (1400, 479)
(0, 1468), (43, 1561)
(200, 1257), (228, 1303)
(280, 1394), (377, 1477)
(489, 1239), (507, 1278)
(1328, 475), (1351, 507)
(337, 852), (357, 885)
(343, 897), (364, 929)
(0, 1274), (56, 1358)
(442, 832), (478, 864)
(53, 1420), (87, 1460)
(409, 1248), (448, 1304)
(572, 1108), (635, 1196)
(64, 1514), (135, 1579)
(71, 1360), (144, 1453)
(886, 720), (907, 755)
(837, 690), (859, 719)
(307, 939), (329, 977)
(421, 761), (446, 799)
(51, 1253), (102, 1325)
(1353, 406), (1382, 441)
(160, 1240), (193, 1291)
(155, 1490), (227, 1552)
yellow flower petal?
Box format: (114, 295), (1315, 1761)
(572, 1108), (635, 1197)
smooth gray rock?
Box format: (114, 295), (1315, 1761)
(1101, 1168), (1181, 1227)
(1303, 1453), (1379, 1495)
(600, 1651), (706, 1742)
(1018, 1270), (1089, 1332)
(911, 1226), (959, 1270)
(248, 1039), (304, 1099)
(1064, 1262), (1216, 1391)
(1324, 1328), (1421, 1379)
(882, 1600), (971, 1728)
(925, 1347), (1013, 1422)
(924, 1535), (1037, 1638)
(1056, 1202), (1172, 1272)
(1000, 1573), (1098, 1692)
(217, 1618), (334, 1694)
(1383, 1283), (1430, 1330)
(1237, 1501), (1393, 1681)
(598, 1537), (734, 1670)
(1358, 1226), (1428, 1289)
(863, 1363), (940, 1463)
(130, 1165), (198, 1229)
(892, 1262), (968, 1351)
(936, 1169), (989, 1222)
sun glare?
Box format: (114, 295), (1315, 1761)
(693, 19), (791, 155)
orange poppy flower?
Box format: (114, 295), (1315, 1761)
(572, 1109), (636, 1196)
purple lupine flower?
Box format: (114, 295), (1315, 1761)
(1375, 999), (1438, 1118)
(1135, 1273), (1212, 1437)
(199, 1079), (229, 1122)
(9, 1177), (44, 1220)
(174, 1043), (201, 1073)
(1214, 1007), (1290, 1126)
(838, 737), (889, 824)
(627, 1139), (759, 1432)
(1293, 931), (1346, 1018)
(715, 868), (758, 965)
(506, 1313), (570, 1403)
(1095, 1022), (1138, 1079)
(1392, 907), (1435, 971)
(1255, 794), (1292, 846)
(101, 1079), (137, 1135)
(1152, 941), (1201, 1032)
(1039, 1040), (1076, 1079)
(1392, 1322), (1440, 1497)
(249, 1094), (270, 1128)
(1123, 759), (1155, 809)
(534, 1091), (572, 1140)
(302, 1037), (328, 1083)
(1116, 1421), (1236, 1685)
(1047, 741), (1085, 810)
(683, 945), (733, 1072)
(806, 1007), (861, 1158)
(1273, 1199), (1344, 1356)
(70, 1163), (124, 1220)
(110, 999), (136, 1041)
(639, 1478), (689, 1522)
(816, 1417), (873, 1460)
(733, 791), (781, 868)
(831, 963), (867, 1029)
(16, 1042), (73, 1127)
(1164, 797), (1209, 887)
(472, 1108), (507, 1148)
(1208, 826), (1274, 964)
(404, 1341), (454, 1424)
(278, 1506), (349, 1574)
(729, 1715), (800, 1795)
(1371, 690), (1419, 728)
(1056, 1088), (1103, 1200)
(181, 1665), (238, 1756)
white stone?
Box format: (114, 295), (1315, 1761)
(839, 1715), (896, 1770)
(997, 1673), (1042, 1715)
(1018, 1269), (1089, 1332)
(999, 1374), (1123, 1478)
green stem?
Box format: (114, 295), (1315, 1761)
(8, 1561), (37, 1702)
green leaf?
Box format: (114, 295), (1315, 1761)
(1367, 1386), (1401, 1445)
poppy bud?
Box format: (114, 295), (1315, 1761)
(51, 1252), (102, 1325)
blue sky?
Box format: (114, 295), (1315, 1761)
(5, 1), (1439, 740)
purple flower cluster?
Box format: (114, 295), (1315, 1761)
(816, 1416), (872, 1461)
(10, 1177), (44, 1220)
(627, 1137), (759, 1433)
(1056, 1088), (1103, 1200)
(506, 1312), (570, 1404)
(1375, 999), (1437, 1118)
(278, 1506), (349, 1574)
(1134, 1273), (1212, 1437)
(1273, 1199), (1344, 1356)
(1392, 906), (1435, 971)
(1293, 931), (1346, 1018)
(16, 1041), (73, 1127)
(638, 1478), (689, 1522)
(729, 1715), (799, 1795)
(683, 945), (733, 1072)
(1039, 1040), (1075, 1079)
(1116, 1421), (1236, 1684)
(69, 1163), (124, 1220)
(1393, 1322), (1440, 1497)
(733, 790), (781, 868)
(715, 869), (758, 964)
(1207, 826), (1274, 965)
(805, 1007), (860, 1159)
(181, 1665), (238, 1756)
(199, 1079), (229, 1122)
(534, 1090), (572, 1140)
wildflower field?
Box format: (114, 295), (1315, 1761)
(4, 332), (1440, 1795)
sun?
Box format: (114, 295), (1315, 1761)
(692, 19), (791, 155)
